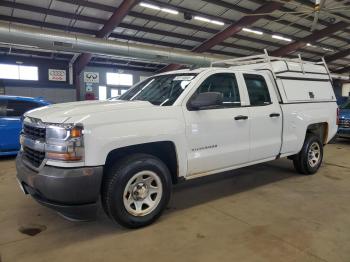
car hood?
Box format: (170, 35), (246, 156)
(25, 100), (154, 123)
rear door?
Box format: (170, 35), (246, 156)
(240, 73), (283, 162)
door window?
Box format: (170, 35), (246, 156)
(194, 73), (241, 108)
(244, 74), (271, 106)
(6, 100), (41, 117)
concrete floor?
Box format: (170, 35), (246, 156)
(1, 140), (350, 262)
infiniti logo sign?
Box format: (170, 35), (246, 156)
(84, 72), (100, 83)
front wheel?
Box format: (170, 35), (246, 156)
(293, 134), (323, 175)
(101, 154), (172, 228)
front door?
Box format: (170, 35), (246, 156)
(184, 72), (250, 176)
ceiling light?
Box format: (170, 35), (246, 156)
(306, 43), (316, 48)
(211, 20), (225, 26)
(161, 8), (179, 15)
(272, 35), (292, 42)
(242, 28), (263, 35)
(140, 2), (178, 15)
(194, 16), (211, 23)
(140, 2), (160, 10)
(194, 16), (224, 26)
(323, 47), (334, 52)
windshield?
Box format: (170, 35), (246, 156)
(118, 73), (198, 106)
(341, 101), (350, 109)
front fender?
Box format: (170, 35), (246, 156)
(82, 108), (187, 177)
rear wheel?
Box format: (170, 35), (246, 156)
(293, 134), (323, 175)
(101, 154), (172, 228)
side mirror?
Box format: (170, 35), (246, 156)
(188, 92), (223, 110)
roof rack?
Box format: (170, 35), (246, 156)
(210, 49), (332, 81)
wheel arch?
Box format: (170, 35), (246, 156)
(104, 141), (179, 184)
(306, 122), (329, 144)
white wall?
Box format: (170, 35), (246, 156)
(80, 66), (154, 100)
(5, 86), (76, 103)
(342, 83), (350, 97)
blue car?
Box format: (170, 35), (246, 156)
(338, 100), (350, 139)
(0, 95), (50, 156)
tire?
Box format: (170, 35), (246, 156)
(101, 153), (172, 228)
(293, 134), (323, 175)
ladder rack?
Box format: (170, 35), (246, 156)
(210, 49), (332, 81)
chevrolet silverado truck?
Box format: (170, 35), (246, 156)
(16, 55), (338, 228)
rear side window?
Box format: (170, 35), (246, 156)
(195, 73), (241, 107)
(6, 100), (41, 117)
(244, 74), (271, 106)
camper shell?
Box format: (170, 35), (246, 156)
(212, 53), (336, 104)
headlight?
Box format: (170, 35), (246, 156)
(45, 124), (84, 162)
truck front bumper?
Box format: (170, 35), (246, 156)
(16, 152), (103, 220)
(337, 127), (350, 138)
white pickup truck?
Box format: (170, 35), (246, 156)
(16, 55), (338, 228)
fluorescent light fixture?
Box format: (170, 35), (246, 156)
(242, 27), (263, 35)
(161, 8), (179, 15)
(194, 16), (211, 23)
(211, 20), (225, 26)
(140, 2), (178, 15)
(272, 35), (292, 42)
(194, 16), (224, 26)
(140, 2), (160, 10)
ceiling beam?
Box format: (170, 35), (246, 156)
(1, 0), (344, 57)
(335, 66), (350, 74)
(325, 49), (350, 63)
(271, 22), (349, 57)
(1, 1), (348, 71)
(74, 0), (139, 74)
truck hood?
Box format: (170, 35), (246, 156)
(25, 100), (154, 123)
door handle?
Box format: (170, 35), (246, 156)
(234, 115), (248, 120)
(269, 113), (280, 118)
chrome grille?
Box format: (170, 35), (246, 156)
(22, 122), (46, 167)
(23, 146), (45, 168)
(23, 123), (46, 140)
(339, 119), (350, 128)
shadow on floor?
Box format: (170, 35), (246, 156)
(0, 155), (17, 161)
(168, 158), (296, 213)
(335, 137), (350, 145)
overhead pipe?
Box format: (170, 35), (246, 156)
(0, 21), (226, 67)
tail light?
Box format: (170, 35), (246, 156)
(337, 107), (339, 125)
